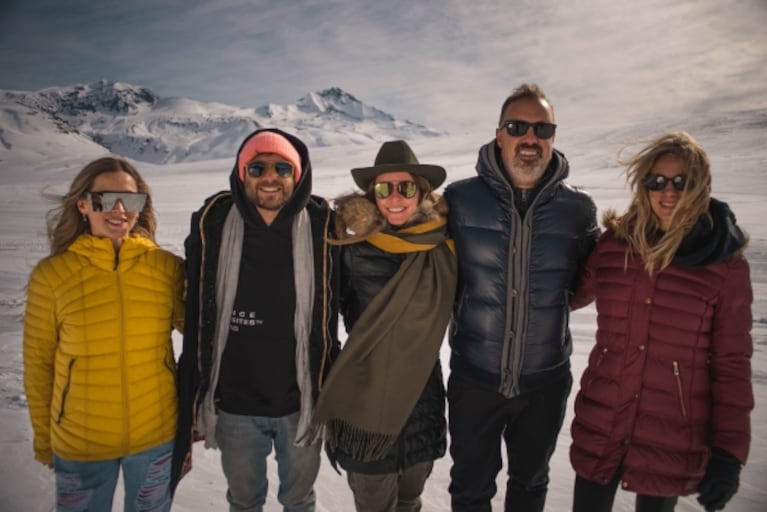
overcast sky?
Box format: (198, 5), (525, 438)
(1, 0), (766, 133)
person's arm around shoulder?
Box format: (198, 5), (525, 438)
(570, 194), (601, 311)
(570, 231), (603, 311)
(578, 194), (600, 268)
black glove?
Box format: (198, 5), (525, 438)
(697, 447), (742, 511)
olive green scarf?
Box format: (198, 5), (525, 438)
(312, 218), (456, 462)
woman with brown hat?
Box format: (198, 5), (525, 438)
(311, 140), (457, 511)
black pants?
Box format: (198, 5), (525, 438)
(447, 372), (572, 512)
(573, 473), (678, 512)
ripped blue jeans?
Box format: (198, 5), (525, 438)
(53, 440), (173, 512)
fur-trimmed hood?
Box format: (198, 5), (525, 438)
(332, 192), (448, 244)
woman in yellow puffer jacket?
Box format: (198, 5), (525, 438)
(23, 157), (185, 512)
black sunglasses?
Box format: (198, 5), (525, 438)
(644, 174), (687, 192)
(246, 161), (294, 178)
(500, 120), (557, 139)
(374, 181), (418, 199)
(85, 191), (147, 212)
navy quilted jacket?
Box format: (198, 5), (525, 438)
(446, 141), (599, 397)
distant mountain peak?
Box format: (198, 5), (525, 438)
(297, 87), (359, 113)
(34, 80), (158, 116)
(297, 86), (393, 122)
(314, 87), (362, 105)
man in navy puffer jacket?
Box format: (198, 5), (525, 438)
(445, 83), (599, 512)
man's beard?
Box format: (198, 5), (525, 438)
(245, 186), (289, 211)
(254, 195), (288, 211)
(509, 158), (547, 181)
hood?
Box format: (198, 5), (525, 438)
(673, 197), (747, 267)
(229, 128), (312, 228)
(475, 139), (569, 204)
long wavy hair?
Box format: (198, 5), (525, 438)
(45, 157), (157, 256)
(605, 131), (711, 273)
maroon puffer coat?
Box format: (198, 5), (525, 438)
(569, 221), (753, 497)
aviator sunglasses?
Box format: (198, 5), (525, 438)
(644, 174), (687, 192)
(500, 120), (557, 139)
(246, 161), (294, 178)
(84, 191), (147, 212)
(374, 181), (418, 199)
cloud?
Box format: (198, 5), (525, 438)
(1, 0), (766, 133)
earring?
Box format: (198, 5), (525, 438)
(82, 214), (88, 223)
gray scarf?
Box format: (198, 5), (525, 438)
(197, 206), (317, 448)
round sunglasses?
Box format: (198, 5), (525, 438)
(374, 181), (418, 199)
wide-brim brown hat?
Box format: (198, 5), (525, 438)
(351, 140), (446, 190)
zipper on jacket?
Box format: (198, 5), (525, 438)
(57, 358), (76, 423)
(501, 201), (528, 398)
(672, 361), (687, 418)
(116, 268), (130, 454)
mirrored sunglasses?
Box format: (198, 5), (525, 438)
(85, 191), (147, 212)
(246, 161), (294, 178)
(374, 181), (418, 199)
(644, 174), (687, 192)
(500, 120), (557, 139)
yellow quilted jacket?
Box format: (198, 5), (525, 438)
(23, 233), (185, 464)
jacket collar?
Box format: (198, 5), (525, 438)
(476, 140), (569, 206)
(68, 233), (155, 270)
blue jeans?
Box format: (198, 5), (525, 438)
(216, 410), (321, 512)
(53, 440), (173, 512)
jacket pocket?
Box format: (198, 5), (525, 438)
(57, 358), (75, 424)
(672, 361), (687, 418)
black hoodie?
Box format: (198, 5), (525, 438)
(171, 128), (341, 491)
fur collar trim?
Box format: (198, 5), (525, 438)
(332, 192), (447, 245)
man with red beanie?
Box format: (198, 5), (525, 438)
(171, 128), (340, 511)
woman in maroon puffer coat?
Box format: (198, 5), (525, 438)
(569, 132), (753, 512)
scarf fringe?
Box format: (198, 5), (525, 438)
(327, 419), (398, 463)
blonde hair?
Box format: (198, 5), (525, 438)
(45, 157), (157, 255)
(605, 132), (711, 273)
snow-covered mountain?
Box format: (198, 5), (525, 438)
(0, 80), (443, 165)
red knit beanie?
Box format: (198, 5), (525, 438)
(237, 131), (302, 183)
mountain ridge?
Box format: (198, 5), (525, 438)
(0, 80), (443, 164)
